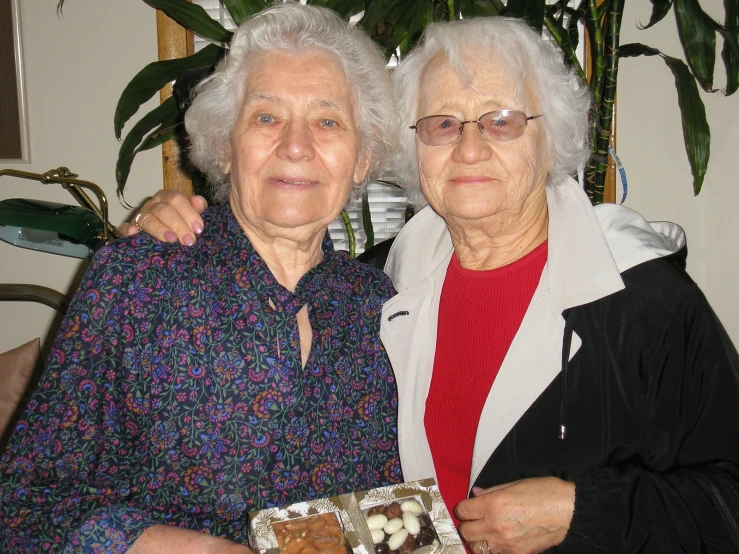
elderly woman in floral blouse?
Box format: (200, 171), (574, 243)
(0, 5), (401, 553)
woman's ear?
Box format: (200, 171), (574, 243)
(353, 150), (372, 185)
(219, 159), (232, 175)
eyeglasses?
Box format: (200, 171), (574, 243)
(410, 110), (543, 146)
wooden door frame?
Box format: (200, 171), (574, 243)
(156, 11), (194, 195)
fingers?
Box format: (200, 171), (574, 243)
(137, 190), (205, 245)
(467, 540), (493, 554)
(454, 493), (488, 522)
(457, 478), (575, 554)
(120, 221), (139, 237)
(190, 194), (208, 215)
(457, 511), (493, 544)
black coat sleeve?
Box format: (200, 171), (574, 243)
(562, 285), (739, 553)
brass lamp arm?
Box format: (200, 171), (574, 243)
(0, 167), (119, 243)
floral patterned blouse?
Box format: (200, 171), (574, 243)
(0, 203), (401, 553)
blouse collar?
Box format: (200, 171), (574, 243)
(211, 203), (340, 318)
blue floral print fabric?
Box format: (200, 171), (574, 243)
(0, 203), (401, 553)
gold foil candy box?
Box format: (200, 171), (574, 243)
(248, 478), (464, 554)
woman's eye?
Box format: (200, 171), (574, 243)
(439, 118), (455, 129)
(257, 114), (275, 124)
(319, 119), (337, 128)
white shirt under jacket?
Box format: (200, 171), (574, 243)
(379, 176), (685, 491)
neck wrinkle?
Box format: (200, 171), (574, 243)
(250, 233), (324, 293)
(448, 193), (549, 271)
(230, 201), (325, 293)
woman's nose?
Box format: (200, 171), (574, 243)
(276, 120), (316, 162)
(452, 121), (492, 165)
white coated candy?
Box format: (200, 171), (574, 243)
(370, 529), (385, 544)
(383, 517), (404, 535)
(402, 511), (420, 535)
(400, 500), (424, 516)
(387, 528), (409, 550)
(366, 514), (388, 531)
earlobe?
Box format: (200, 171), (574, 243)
(219, 159), (232, 175)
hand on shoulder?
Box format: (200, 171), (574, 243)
(120, 190), (208, 246)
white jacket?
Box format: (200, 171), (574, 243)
(379, 176), (685, 490)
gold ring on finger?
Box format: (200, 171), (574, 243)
(134, 212), (145, 233)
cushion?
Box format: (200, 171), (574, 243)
(0, 337), (41, 437)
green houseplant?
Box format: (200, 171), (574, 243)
(59, 0), (738, 251)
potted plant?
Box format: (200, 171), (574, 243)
(58, 0), (738, 252)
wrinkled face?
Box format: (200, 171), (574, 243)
(224, 49), (370, 239)
(415, 50), (549, 224)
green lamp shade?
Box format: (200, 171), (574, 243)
(0, 199), (105, 258)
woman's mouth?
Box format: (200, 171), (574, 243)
(449, 175), (495, 184)
(270, 177), (319, 187)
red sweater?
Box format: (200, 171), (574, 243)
(424, 241), (548, 523)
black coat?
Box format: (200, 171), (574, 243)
(471, 248), (739, 553)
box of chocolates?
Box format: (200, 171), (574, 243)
(248, 478), (464, 554)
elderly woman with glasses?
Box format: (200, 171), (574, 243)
(125, 14), (739, 554)
(0, 5), (402, 553)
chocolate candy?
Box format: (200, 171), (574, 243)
(415, 527), (434, 547)
(384, 502), (403, 520)
(387, 528), (409, 551)
(400, 500), (424, 516)
(274, 513), (349, 554)
(364, 497), (439, 554)
(398, 534), (416, 554)
(384, 518), (404, 535)
(367, 514), (389, 531)
(375, 542), (390, 554)
(401, 512), (420, 536)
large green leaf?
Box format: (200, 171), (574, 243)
(362, 0), (398, 34)
(722, 0), (739, 95)
(391, 0), (432, 55)
(620, 42), (710, 194)
(137, 124), (179, 153)
(223, 0), (269, 26)
(503, 0), (546, 32)
(664, 55), (711, 194)
(362, 193), (374, 250)
(173, 66), (217, 110)
(674, 0), (716, 91)
(457, 0), (505, 17)
(116, 96), (182, 194)
(114, 43), (225, 139)
(544, 9), (584, 82)
(143, 0), (233, 42)
(309, 0), (365, 20)
(618, 43), (661, 58)
(639, 0), (673, 29)
(566, 7), (582, 52)
(362, 0), (432, 57)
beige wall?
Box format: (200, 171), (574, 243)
(0, 1), (161, 353)
(1, 2), (738, 355)
(618, 3), (739, 343)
